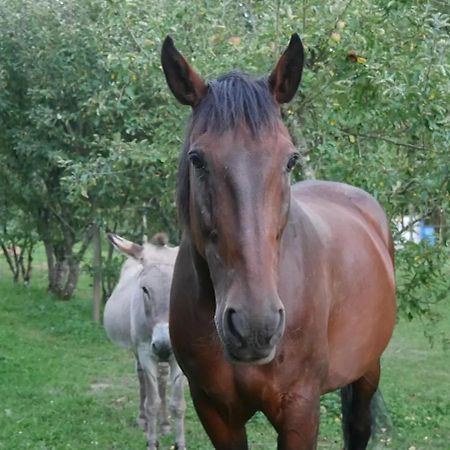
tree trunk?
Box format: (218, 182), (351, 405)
(22, 242), (33, 285)
(44, 237), (79, 300)
(1, 242), (19, 282)
(103, 240), (115, 301)
(103, 221), (118, 301)
(59, 257), (80, 300)
(44, 239), (59, 293)
(92, 223), (102, 322)
(1, 240), (33, 285)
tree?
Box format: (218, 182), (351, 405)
(0, 0), (177, 297)
(0, 0), (448, 316)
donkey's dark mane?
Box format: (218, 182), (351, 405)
(176, 71), (280, 227)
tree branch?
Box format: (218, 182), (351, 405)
(338, 128), (428, 151)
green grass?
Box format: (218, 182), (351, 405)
(0, 263), (449, 449)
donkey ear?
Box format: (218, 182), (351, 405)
(269, 33), (304, 104)
(161, 36), (207, 107)
(108, 233), (143, 261)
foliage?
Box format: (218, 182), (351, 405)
(0, 0), (448, 313)
(396, 241), (449, 320)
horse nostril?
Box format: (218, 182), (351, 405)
(224, 305), (285, 352)
(268, 308), (285, 346)
(225, 308), (245, 348)
(278, 308), (285, 327)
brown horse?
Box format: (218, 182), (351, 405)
(161, 33), (396, 450)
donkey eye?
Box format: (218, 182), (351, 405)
(286, 153), (299, 172)
(188, 151), (206, 170)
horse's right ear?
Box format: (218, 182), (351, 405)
(107, 233), (143, 262)
(161, 36), (207, 107)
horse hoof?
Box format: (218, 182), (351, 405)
(170, 444), (186, 450)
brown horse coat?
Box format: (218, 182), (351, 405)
(162, 34), (396, 450)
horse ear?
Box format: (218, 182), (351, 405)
(108, 233), (143, 261)
(161, 36), (207, 107)
(269, 33), (304, 104)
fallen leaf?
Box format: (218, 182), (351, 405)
(228, 36), (241, 45)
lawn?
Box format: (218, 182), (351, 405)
(0, 262), (449, 449)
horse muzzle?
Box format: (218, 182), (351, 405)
(221, 305), (285, 365)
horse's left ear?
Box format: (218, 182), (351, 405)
(269, 33), (304, 104)
(107, 233), (143, 262)
(161, 36), (208, 107)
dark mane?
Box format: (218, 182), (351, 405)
(193, 71), (278, 135)
(176, 71), (279, 227)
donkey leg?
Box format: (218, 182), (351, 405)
(158, 363), (171, 435)
(136, 357), (147, 430)
(138, 346), (161, 450)
(191, 388), (248, 450)
(268, 388), (320, 450)
(169, 358), (187, 449)
(341, 360), (380, 450)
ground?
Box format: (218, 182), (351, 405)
(0, 259), (449, 449)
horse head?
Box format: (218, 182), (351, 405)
(161, 35), (304, 364)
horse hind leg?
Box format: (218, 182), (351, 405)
(341, 361), (380, 450)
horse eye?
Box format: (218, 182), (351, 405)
(142, 286), (150, 296)
(188, 151), (206, 170)
(286, 153), (299, 172)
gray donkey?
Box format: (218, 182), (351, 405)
(103, 232), (186, 450)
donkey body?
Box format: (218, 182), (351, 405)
(103, 233), (186, 450)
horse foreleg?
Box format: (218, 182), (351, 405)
(341, 360), (380, 450)
(135, 357), (147, 430)
(268, 389), (320, 450)
(191, 389), (249, 450)
(169, 358), (187, 449)
(138, 345), (161, 450)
